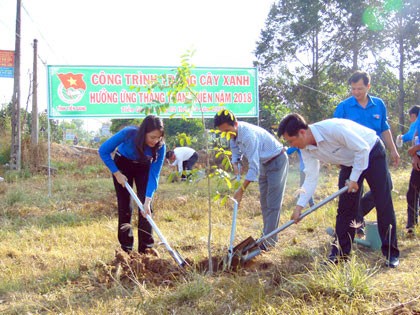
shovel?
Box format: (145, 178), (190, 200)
(125, 182), (189, 268)
(232, 185), (349, 264)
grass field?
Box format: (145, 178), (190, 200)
(0, 147), (419, 314)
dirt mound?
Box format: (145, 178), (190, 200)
(392, 305), (420, 315)
(96, 248), (188, 286)
(50, 142), (99, 163)
(96, 248), (262, 287)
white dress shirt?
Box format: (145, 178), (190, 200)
(298, 118), (379, 207)
(172, 147), (196, 173)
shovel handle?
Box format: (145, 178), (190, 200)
(252, 185), (349, 248)
(124, 182), (187, 267)
(227, 198), (239, 268)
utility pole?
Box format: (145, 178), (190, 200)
(31, 38), (38, 145)
(11, 0), (21, 170)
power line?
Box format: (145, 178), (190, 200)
(21, 1), (69, 64)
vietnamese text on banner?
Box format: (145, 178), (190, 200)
(47, 65), (258, 118)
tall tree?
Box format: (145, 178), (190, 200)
(377, 0), (420, 132)
(334, 0), (384, 71)
(255, 0), (350, 120)
(254, 0), (419, 125)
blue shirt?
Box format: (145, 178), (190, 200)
(230, 121), (283, 182)
(99, 126), (166, 198)
(415, 118), (420, 150)
(286, 147), (304, 171)
(333, 95), (390, 136)
(402, 118), (419, 143)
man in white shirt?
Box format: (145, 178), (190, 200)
(166, 147), (198, 180)
(214, 109), (289, 249)
(277, 113), (400, 268)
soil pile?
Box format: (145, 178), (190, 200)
(392, 305), (420, 315)
(96, 248), (262, 287)
(50, 142), (100, 164)
(96, 248), (188, 286)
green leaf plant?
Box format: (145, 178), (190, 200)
(136, 50), (241, 273)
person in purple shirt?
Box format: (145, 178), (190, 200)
(99, 115), (166, 254)
(333, 71), (400, 236)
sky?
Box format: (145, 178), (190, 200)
(0, 0), (275, 132)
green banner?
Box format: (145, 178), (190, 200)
(47, 66), (258, 118)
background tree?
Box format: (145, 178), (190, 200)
(254, 0), (419, 127)
(163, 118), (204, 150)
(376, 0), (420, 132)
(254, 0), (356, 121)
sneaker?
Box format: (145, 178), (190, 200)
(385, 256), (399, 268)
(406, 227), (415, 236)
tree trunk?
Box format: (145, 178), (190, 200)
(397, 15), (405, 133)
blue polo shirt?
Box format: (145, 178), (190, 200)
(286, 147), (304, 171)
(415, 117), (420, 154)
(402, 117), (419, 143)
(333, 95), (390, 136)
(99, 126), (166, 198)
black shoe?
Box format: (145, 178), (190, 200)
(385, 256), (399, 268)
(323, 255), (339, 265)
(407, 227), (415, 236)
(322, 253), (350, 266)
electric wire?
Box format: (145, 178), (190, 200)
(21, 1), (69, 64)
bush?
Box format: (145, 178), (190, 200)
(0, 143), (10, 165)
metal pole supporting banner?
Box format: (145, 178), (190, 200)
(48, 118), (51, 197)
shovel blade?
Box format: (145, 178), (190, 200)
(232, 236), (256, 254)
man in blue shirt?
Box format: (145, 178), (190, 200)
(214, 109), (289, 249)
(396, 105), (420, 147)
(333, 71), (400, 235)
(403, 106), (420, 235)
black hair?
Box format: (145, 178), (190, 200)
(408, 105), (420, 116)
(134, 115), (164, 162)
(214, 109), (237, 128)
(348, 70), (371, 86)
(165, 150), (174, 159)
(277, 113), (308, 138)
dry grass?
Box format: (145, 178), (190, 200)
(0, 154), (419, 314)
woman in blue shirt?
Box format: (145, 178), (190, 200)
(99, 115), (166, 253)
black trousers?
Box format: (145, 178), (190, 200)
(356, 172), (393, 221)
(335, 140), (399, 258)
(406, 167), (420, 228)
(113, 154), (154, 253)
(181, 152), (199, 179)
